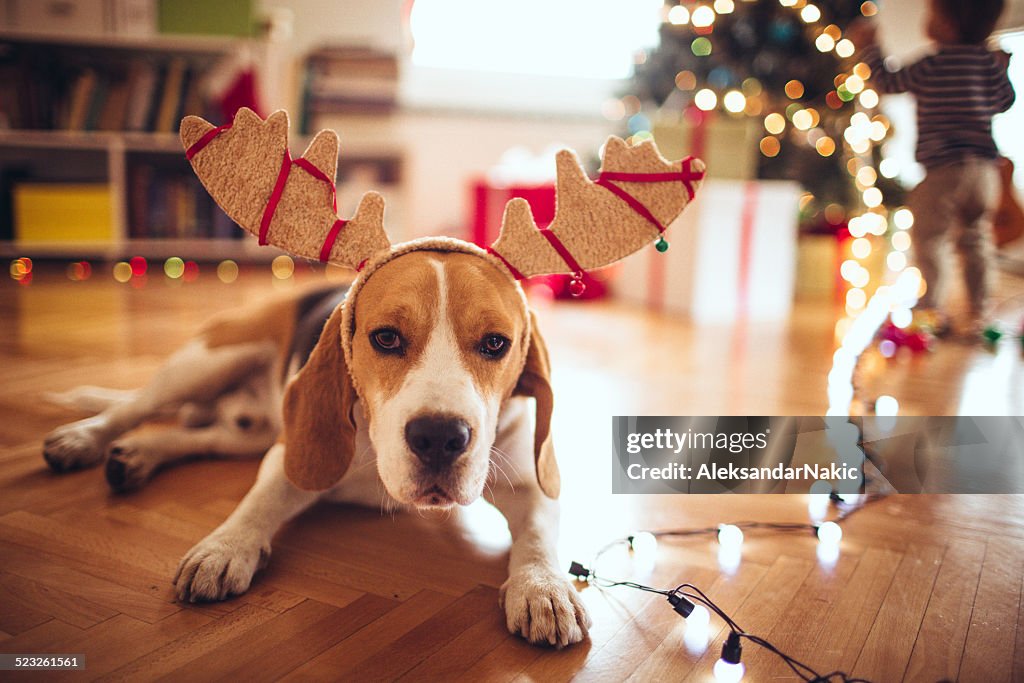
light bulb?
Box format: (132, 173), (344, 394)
(630, 531), (658, 559)
(808, 494), (830, 523)
(817, 521), (843, 546)
(688, 604), (711, 628)
(717, 524), (744, 549)
(714, 658), (746, 682)
(683, 605), (711, 653)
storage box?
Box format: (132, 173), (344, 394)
(614, 179), (801, 323)
(14, 183), (114, 243)
(652, 109), (759, 181)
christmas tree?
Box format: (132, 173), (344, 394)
(627, 0), (904, 229)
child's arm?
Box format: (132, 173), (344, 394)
(994, 51), (1016, 113)
(848, 19), (929, 94)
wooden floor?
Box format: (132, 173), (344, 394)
(1, 263), (1023, 682)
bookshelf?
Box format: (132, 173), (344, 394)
(0, 29), (279, 261)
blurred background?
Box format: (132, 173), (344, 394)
(1, 0), (1023, 416)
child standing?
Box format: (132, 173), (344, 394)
(852, 0), (1015, 336)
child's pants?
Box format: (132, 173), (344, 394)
(909, 157), (1001, 316)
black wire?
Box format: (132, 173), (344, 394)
(577, 497), (886, 683)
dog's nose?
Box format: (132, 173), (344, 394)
(405, 415), (472, 469)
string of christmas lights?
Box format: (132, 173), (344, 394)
(569, 492), (884, 682)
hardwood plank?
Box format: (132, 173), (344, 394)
(285, 590), (457, 681)
(788, 546), (903, 675)
(48, 611), (211, 683)
(0, 540), (180, 624)
(904, 538), (986, 682)
(334, 585), (499, 681)
(97, 604), (278, 682)
(957, 539), (1024, 683)
(853, 543), (946, 682)
(0, 570), (118, 630)
(0, 577), (52, 635)
(0, 619), (85, 655)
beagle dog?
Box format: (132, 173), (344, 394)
(42, 239), (590, 648)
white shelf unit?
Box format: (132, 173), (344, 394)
(0, 30), (280, 261)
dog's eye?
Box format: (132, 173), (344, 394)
(370, 328), (403, 353)
(479, 334), (509, 359)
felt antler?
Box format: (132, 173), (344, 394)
(488, 137), (706, 283)
(180, 108), (391, 269)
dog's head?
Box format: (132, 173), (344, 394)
(280, 240), (558, 507)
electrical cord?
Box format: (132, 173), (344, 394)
(569, 495), (885, 682)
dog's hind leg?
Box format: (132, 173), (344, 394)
(104, 419), (277, 492)
(44, 386), (140, 413)
(43, 340), (276, 473)
(174, 443), (322, 602)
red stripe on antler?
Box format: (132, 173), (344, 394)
(258, 151), (293, 246)
(538, 228), (584, 275)
(185, 123), (233, 160)
(319, 219), (348, 262)
(486, 247), (526, 280)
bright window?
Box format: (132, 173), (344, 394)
(994, 32), (1024, 188)
(408, 0), (663, 80)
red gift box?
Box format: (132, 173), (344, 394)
(468, 178), (607, 300)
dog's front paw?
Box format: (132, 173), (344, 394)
(173, 530), (271, 602)
(42, 418), (108, 472)
(500, 566), (591, 648)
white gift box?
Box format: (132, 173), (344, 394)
(614, 179), (801, 323)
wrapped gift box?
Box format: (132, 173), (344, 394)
(652, 108), (759, 181)
(614, 179), (801, 322)
(470, 179), (609, 299)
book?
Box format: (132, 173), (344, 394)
(66, 69), (98, 132)
(125, 60), (159, 132)
(155, 57), (186, 133)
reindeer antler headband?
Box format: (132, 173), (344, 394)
(180, 108), (706, 292)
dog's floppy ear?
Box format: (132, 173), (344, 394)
(282, 305), (358, 490)
(513, 311), (560, 499)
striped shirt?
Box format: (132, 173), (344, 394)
(862, 44), (1015, 169)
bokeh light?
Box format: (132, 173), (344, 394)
(800, 4), (821, 23)
(675, 70), (697, 90)
(816, 34), (835, 52)
(815, 137), (836, 156)
(759, 136), (781, 157)
(835, 39), (855, 58)
(129, 256), (147, 277)
(272, 254), (295, 279)
(893, 208), (914, 230)
(691, 5), (715, 28)
(66, 261), (92, 281)
(851, 237), (872, 259)
(892, 231), (911, 252)
(723, 90), (746, 113)
(9, 257), (32, 281)
(694, 88), (717, 111)
(691, 36), (713, 56)
(784, 79), (804, 99)
(183, 261), (200, 282)
(713, 0), (734, 13)
(859, 89), (879, 108)
(113, 262), (132, 283)
(887, 250), (907, 271)
(217, 259), (239, 283)
(764, 113), (786, 134)
(164, 257), (185, 279)
(668, 4), (690, 25)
